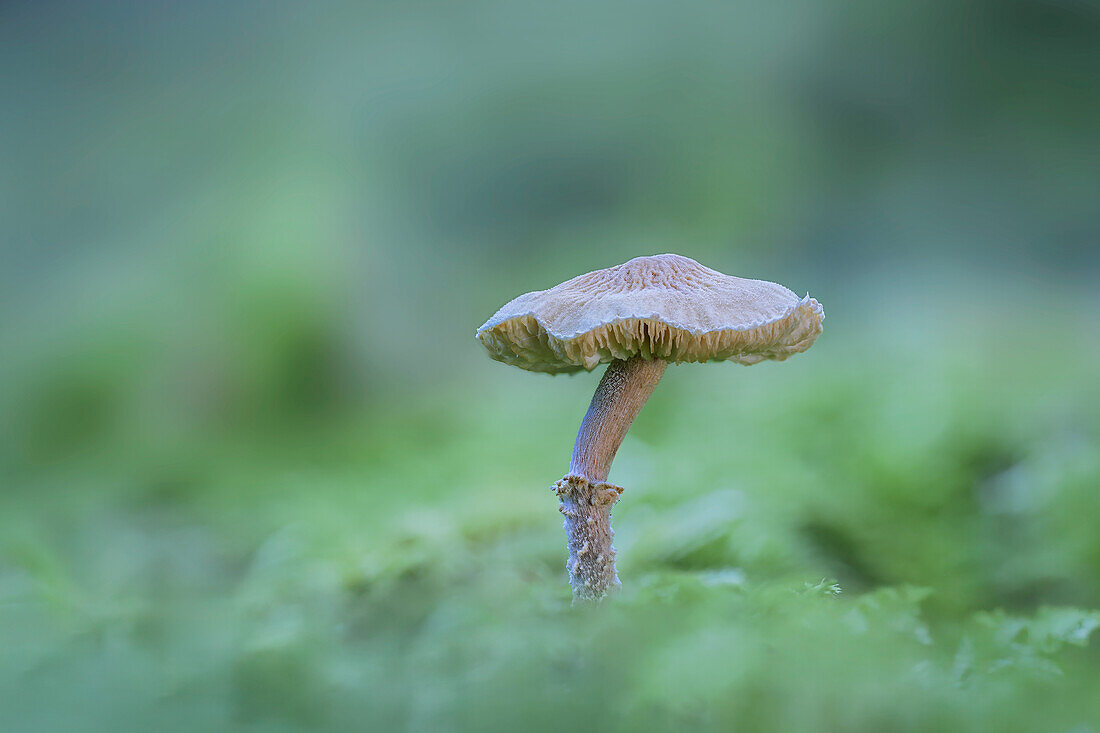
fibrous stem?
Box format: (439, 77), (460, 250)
(558, 356), (667, 603)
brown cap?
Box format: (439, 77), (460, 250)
(476, 253), (824, 373)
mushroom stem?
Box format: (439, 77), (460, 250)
(571, 356), (668, 482)
(557, 356), (667, 603)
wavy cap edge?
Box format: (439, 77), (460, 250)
(476, 294), (824, 374)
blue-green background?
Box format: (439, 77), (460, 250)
(2, 2), (1100, 731)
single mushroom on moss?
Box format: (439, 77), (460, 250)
(476, 254), (824, 603)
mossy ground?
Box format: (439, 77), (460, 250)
(3, 298), (1099, 732)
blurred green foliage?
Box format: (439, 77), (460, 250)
(2, 1), (1100, 731)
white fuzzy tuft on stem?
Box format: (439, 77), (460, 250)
(553, 475), (624, 602)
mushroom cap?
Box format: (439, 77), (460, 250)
(476, 253), (824, 373)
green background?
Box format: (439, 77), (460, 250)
(2, 1), (1099, 730)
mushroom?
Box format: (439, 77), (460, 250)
(476, 254), (824, 603)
